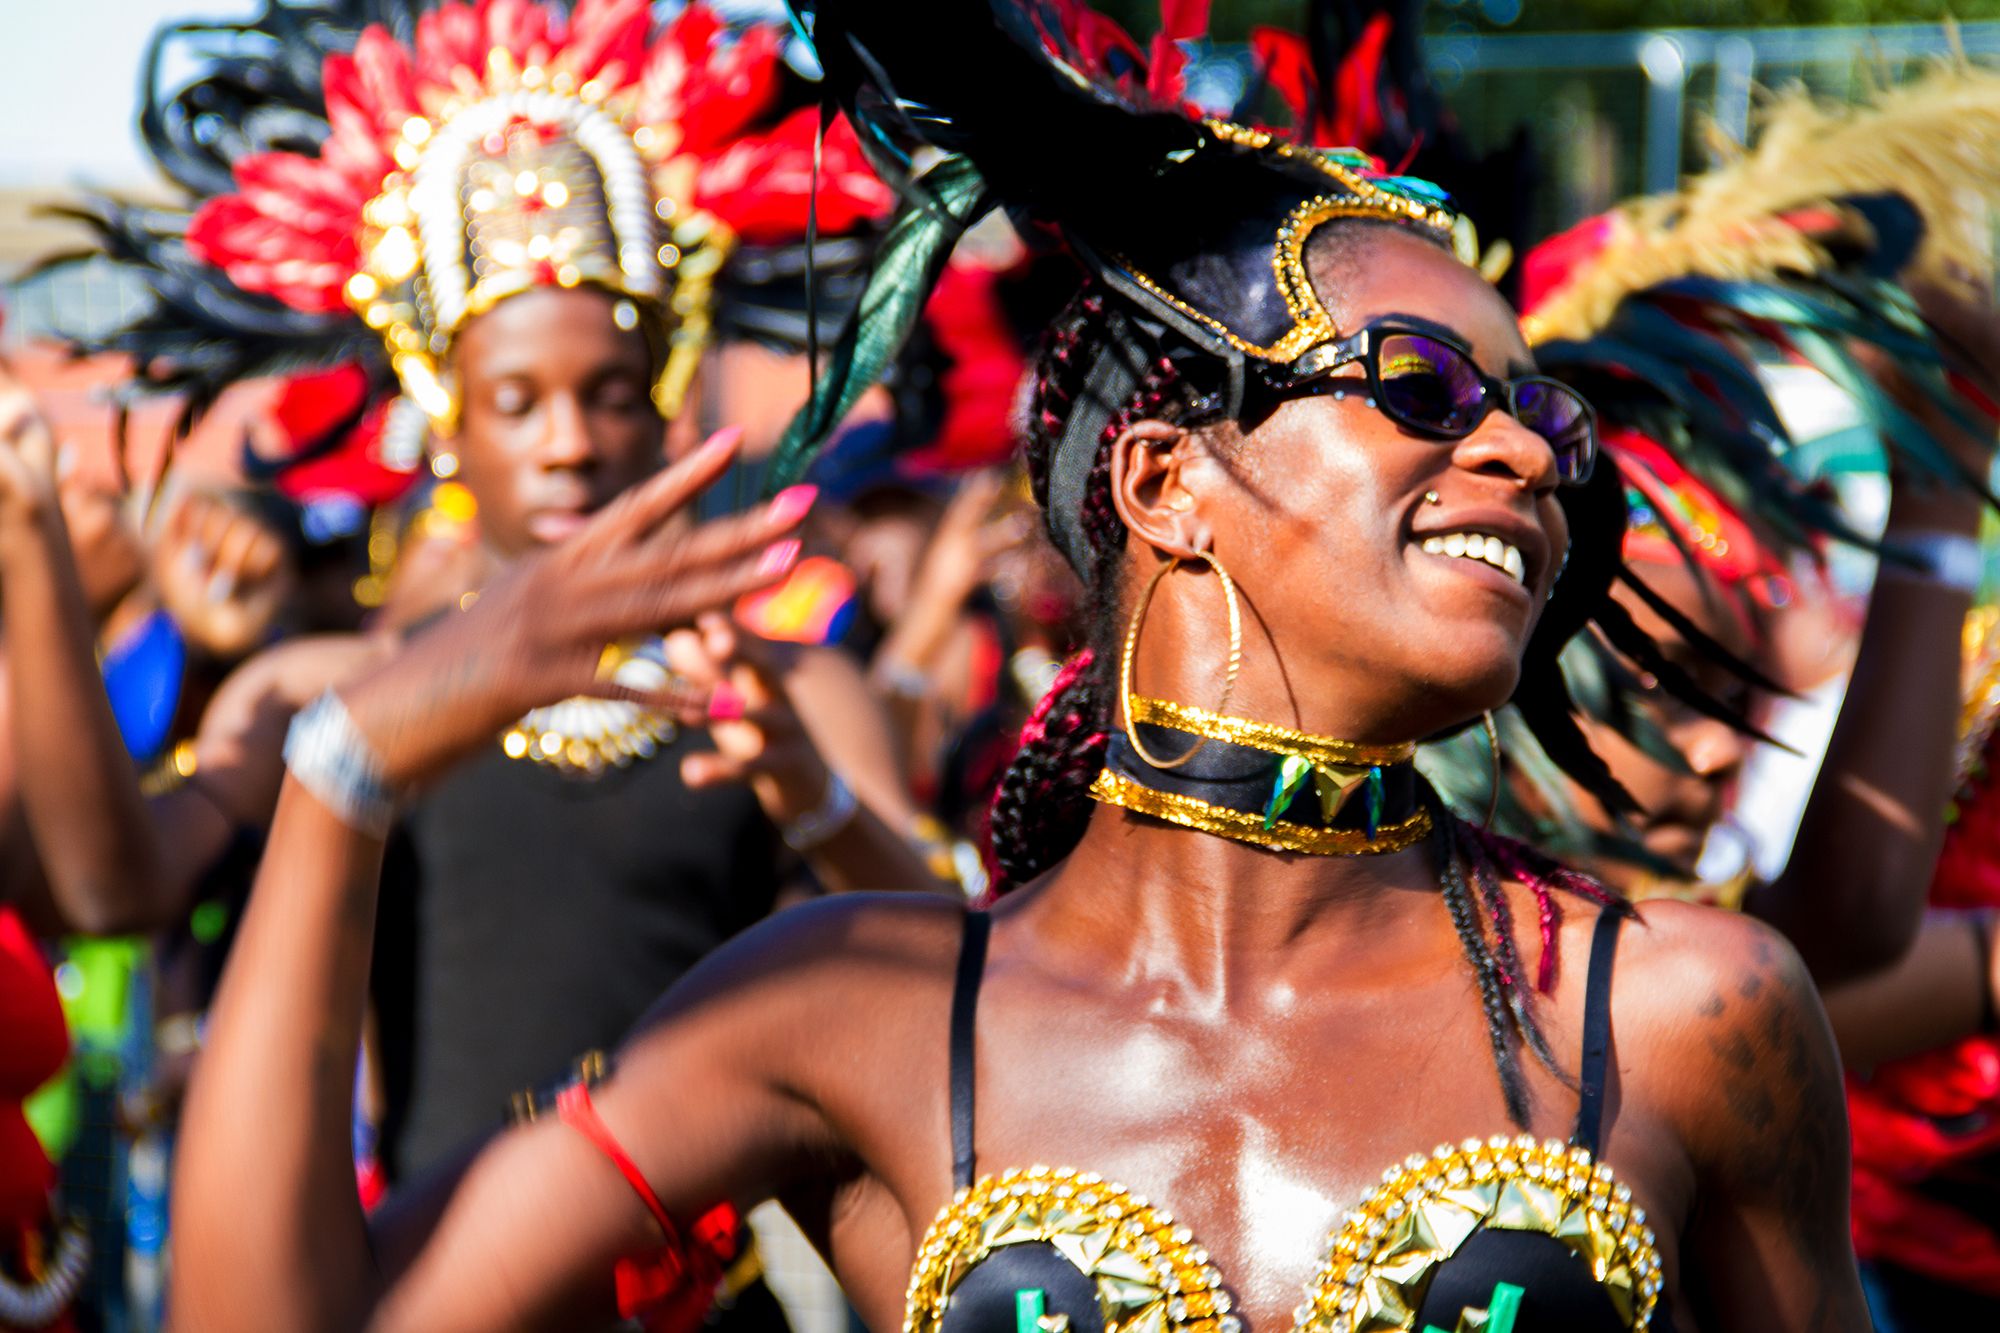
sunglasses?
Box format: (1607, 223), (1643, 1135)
(1260, 322), (1597, 485)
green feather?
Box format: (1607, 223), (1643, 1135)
(764, 155), (993, 493)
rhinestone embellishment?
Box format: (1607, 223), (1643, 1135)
(906, 1167), (1233, 1333)
(1300, 1137), (1662, 1332)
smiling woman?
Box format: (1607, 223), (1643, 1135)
(161, 3), (1865, 1332)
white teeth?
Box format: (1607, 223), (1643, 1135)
(1416, 531), (1526, 586)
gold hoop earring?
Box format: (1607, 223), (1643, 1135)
(1482, 710), (1502, 828)
(1120, 550), (1243, 770)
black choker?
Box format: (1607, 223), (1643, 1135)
(1091, 697), (1430, 855)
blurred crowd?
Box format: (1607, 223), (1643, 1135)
(5, 1), (2000, 1332)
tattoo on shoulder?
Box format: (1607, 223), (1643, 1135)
(1693, 936), (1848, 1301)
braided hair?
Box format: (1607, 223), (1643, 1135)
(981, 231), (1627, 1125)
(984, 284), (1205, 890)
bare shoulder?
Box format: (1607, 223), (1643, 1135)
(1612, 897), (1813, 1023)
(1609, 899), (1842, 1184)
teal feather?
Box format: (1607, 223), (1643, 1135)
(763, 155), (993, 492)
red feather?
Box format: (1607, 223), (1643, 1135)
(1326, 12), (1393, 151)
(696, 111), (893, 243)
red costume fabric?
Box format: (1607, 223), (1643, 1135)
(1848, 723), (2000, 1295)
(0, 907), (77, 1332)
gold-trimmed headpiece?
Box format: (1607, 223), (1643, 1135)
(1114, 122), (1478, 374)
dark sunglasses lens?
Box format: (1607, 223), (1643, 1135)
(1514, 380), (1595, 483)
(1375, 334), (1485, 435)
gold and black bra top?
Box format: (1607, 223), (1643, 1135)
(910, 913), (1669, 1333)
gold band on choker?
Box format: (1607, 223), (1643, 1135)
(1091, 769), (1432, 856)
(1126, 696), (1416, 768)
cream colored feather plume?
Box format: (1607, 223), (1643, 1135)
(1524, 57), (2000, 346)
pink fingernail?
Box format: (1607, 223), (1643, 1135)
(708, 681), (745, 721)
(767, 484), (817, 526)
(756, 538), (801, 578)
(697, 425), (745, 461)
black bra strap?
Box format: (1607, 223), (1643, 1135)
(1571, 909), (1625, 1157)
(949, 910), (992, 1190)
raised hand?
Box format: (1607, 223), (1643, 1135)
(665, 611), (827, 817)
(916, 470), (1033, 612)
(0, 362), (60, 536)
(340, 427), (814, 790)
(151, 490), (299, 660)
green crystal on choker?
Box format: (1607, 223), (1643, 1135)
(1264, 753), (1315, 828)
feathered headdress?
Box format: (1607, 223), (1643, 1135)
(768, 0), (1731, 820)
(39, 0), (893, 493)
(1525, 61), (2000, 543)
(1433, 59), (2000, 857)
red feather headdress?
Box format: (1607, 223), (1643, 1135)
(51, 0), (892, 498)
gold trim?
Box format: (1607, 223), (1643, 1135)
(1301, 1134), (1662, 1331)
(1107, 124), (1467, 368)
(1127, 697), (1414, 768)
(905, 1166), (1235, 1333)
(1120, 557), (1244, 771)
(499, 698), (677, 777)
(1091, 769), (1430, 856)
(907, 1142), (1659, 1333)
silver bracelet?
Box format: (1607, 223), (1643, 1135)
(283, 690), (399, 838)
(782, 771), (858, 852)
(1882, 529), (1983, 593)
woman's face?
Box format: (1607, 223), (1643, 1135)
(1566, 560), (1756, 875)
(449, 286), (663, 557)
(1178, 228), (1570, 736)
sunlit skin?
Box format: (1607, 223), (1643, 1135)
(57, 466), (146, 625)
(449, 286), (670, 553)
(165, 226), (1862, 1332)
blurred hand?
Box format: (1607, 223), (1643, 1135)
(665, 611), (827, 823)
(341, 427), (814, 789)
(914, 471), (1032, 610)
(153, 491), (299, 660)
(0, 362), (60, 534)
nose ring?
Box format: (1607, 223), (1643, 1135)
(1423, 490), (1441, 506)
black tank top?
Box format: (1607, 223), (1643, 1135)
(916, 909), (1674, 1333)
(371, 734), (780, 1178)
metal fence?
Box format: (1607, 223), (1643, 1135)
(11, 20), (1999, 346)
(1426, 20), (2000, 242)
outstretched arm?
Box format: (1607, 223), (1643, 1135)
(172, 433), (819, 1331)
(1745, 281), (2000, 984)
(0, 379), (201, 934)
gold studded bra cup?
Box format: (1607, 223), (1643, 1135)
(905, 1141), (1662, 1333)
